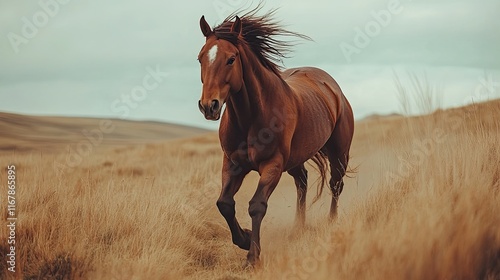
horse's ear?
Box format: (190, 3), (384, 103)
(230, 16), (242, 36)
(200, 15), (212, 37)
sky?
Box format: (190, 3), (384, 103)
(1, 0), (499, 130)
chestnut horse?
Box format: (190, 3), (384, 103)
(197, 10), (354, 266)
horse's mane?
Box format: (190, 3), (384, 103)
(213, 6), (311, 76)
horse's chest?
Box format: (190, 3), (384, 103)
(246, 142), (274, 166)
(223, 132), (278, 170)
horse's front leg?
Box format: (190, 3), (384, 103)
(217, 157), (251, 250)
(247, 157), (283, 266)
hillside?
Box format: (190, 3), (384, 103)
(0, 100), (499, 279)
(0, 112), (209, 152)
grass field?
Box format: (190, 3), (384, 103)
(0, 99), (499, 279)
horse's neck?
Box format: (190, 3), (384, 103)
(226, 84), (252, 131)
(226, 46), (288, 131)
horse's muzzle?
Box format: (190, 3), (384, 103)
(198, 99), (221, 120)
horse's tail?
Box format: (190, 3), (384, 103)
(309, 150), (357, 203)
(310, 150), (329, 204)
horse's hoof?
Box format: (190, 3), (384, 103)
(243, 257), (260, 270)
(242, 260), (254, 270)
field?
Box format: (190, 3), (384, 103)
(0, 99), (499, 279)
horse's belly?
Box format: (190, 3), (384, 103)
(284, 72), (340, 170)
(286, 112), (334, 170)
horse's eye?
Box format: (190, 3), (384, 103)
(227, 57), (236, 65)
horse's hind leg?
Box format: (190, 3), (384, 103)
(328, 157), (346, 220)
(323, 100), (354, 219)
(324, 128), (352, 220)
(330, 170), (344, 220)
(287, 164), (308, 227)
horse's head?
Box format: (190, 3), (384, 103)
(197, 16), (243, 120)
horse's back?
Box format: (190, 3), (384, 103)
(282, 66), (350, 124)
(282, 67), (341, 90)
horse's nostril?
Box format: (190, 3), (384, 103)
(211, 100), (220, 113)
(198, 100), (205, 113)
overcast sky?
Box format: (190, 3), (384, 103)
(1, 0), (499, 129)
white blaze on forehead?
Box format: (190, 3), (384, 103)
(208, 44), (218, 65)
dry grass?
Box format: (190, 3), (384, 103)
(1, 99), (499, 279)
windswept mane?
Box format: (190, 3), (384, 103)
(213, 7), (311, 76)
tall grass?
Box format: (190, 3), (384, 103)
(393, 71), (443, 116)
(0, 140), (241, 279)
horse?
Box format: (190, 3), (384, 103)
(197, 9), (354, 266)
